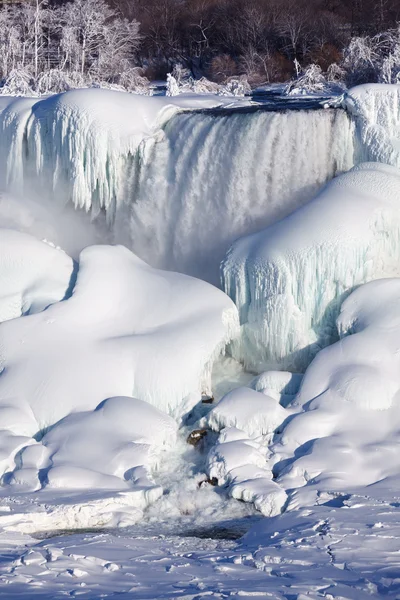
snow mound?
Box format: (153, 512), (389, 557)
(201, 387), (287, 440)
(0, 229), (74, 323)
(250, 370), (303, 405)
(222, 162), (400, 372)
(271, 278), (400, 504)
(9, 396), (177, 497)
(0, 243), (238, 433)
(206, 427), (287, 517)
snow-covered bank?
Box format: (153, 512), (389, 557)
(222, 162), (400, 372)
(0, 231), (238, 507)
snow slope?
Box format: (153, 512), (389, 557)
(0, 229), (74, 322)
(271, 277), (400, 506)
(222, 162), (400, 372)
(0, 242), (238, 428)
(0, 236), (238, 504)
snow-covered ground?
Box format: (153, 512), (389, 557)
(0, 83), (400, 598)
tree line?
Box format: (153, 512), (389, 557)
(0, 0), (400, 94)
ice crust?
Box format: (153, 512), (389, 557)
(222, 162), (400, 372)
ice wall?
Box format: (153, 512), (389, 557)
(222, 163), (400, 373)
(346, 84), (400, 167)
(0, 90), (354, 284)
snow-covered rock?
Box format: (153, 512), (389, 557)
(201, 386), (287, 439)
(222, 162), (400, 372)
(206, 427), (287, 517)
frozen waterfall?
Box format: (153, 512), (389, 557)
(0, 90), (354, 284)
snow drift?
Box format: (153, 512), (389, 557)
(222, 162), (400, 372)
(271, 277), (400, 505)
(0, 231), (238, 497)
(0, 229), (74, 323)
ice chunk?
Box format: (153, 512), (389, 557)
(222, 162), (400, 372)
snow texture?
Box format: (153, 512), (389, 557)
(270, 278), (400, 506)
(346, 83), (400, 166)
(0, 229), (74, 323)
(206, 426), (287, 517)
(0, 242), (238, 430)
(222, 162), (400, 372)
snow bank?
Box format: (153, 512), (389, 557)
(271, 277), (400, 504)
(222, 162), (400, 372)
(0, 243), (238, 433)
(0, 229), (74, 322)
(9, 396), (177, 498)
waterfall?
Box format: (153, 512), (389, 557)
(0, 90), (354, 285)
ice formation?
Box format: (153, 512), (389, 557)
(270, 278), (400, 505)
(0, 90), (354, 283)
(346, 83), (400, 167)
(126, 107), (353, 283)
(222, 162), (400, 372)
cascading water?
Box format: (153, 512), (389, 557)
(0, 90), (355, 285)
(123, 108), (354, 283)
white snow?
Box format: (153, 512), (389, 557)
(206, 426), (287, 517)
(346, 83), (400, 166)
(0, 243), (238, 431)
(9, 396), (177, 500)
(201, 386), (287, 439)
(0, 229), (74, 322)
(222, 162), (400, 372)
(0, 83), (400, 598)
(268, 277), (400, 508)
